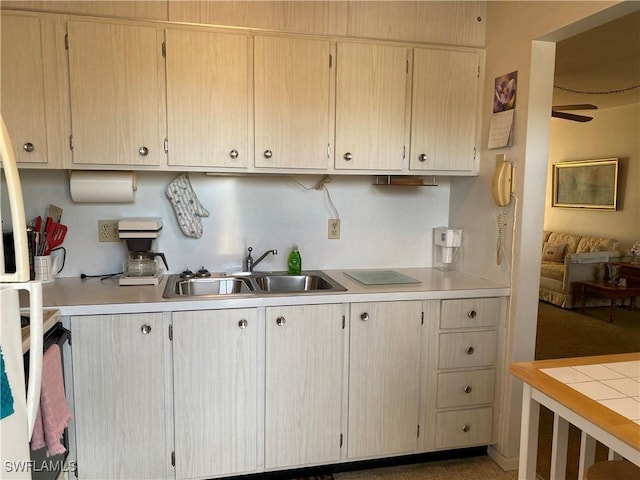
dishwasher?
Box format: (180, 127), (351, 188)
(23, 321), (71, 480)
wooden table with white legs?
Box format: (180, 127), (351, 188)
(511, 353), (640, 480)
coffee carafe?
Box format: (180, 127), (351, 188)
(125, 251), (168, 277)
(118, 218), (168, 286)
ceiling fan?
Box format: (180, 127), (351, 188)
(551, 104), (598, 122)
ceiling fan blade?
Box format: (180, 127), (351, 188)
(551, 110), (593, 122)
(552, 104), (598, 111)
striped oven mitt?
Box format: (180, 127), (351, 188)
(165, 173), (210, 238)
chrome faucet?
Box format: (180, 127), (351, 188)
(244, 247), (277, 272)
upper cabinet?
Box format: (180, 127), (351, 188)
(409, 48), (480, 173)
(1, 12), (70, 167)
(335, 42), (408, 171)
(165, 28), (250, 169)
(254, 35), (332, 170)
(67, 19), (166, 166)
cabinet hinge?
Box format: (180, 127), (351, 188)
(473, 147), (477, 161)
(64, 33), (69, 50)
(327, 143), (331, 159)
(402, 145), (406, 160)
(340, 433), (343, 448)
(342, 315), (345, 329)
(164, 138), (169, 154)
(69, 135), (74, 151)
(169, 324), (173, 341)
(171, 451), (175, 467)
(421, 311), (424, 325)
(162, 41), (166, 58)
(477, 65), (480, 79)
(406, 59), (409, 74)
(74, 465), (79, 478)
(417, 424), (420, 438)
(329, 53), (332, 68)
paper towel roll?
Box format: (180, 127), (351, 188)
(70, 171), (137, 203)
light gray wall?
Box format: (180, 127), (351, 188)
(545, 103), (640, 249)
(7, 171), (451, 277)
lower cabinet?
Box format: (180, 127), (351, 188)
(421, 297), (503, 451)
(172, 309), (260, 479)
(71, 313), (167, 479)
(264, 304), (345, 468)
(70, 296), (504, 478)
(348, 301), (423, 458)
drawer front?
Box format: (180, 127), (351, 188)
(440, 298), (501, 329)
(436, 369), (495, 409)
(438, 331), (497, 369)
(435, 407), (493, 449)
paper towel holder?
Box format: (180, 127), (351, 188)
(69, 170), (138, 203)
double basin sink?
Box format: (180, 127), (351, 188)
(163, 270), (347, 299)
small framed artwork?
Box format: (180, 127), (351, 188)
(552, 158), (619, 210)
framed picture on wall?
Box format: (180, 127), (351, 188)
(552, 158), (619, 210)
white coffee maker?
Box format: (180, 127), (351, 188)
(118, 218), (168, 285)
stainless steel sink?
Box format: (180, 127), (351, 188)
(164, 276), (254, 298)
(163, 270), (346, 298)
(253, 271), (346, 293)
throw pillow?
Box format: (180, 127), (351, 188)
(542, 243), (566, 262)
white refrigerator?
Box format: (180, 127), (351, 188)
(1, 114), (44, 479)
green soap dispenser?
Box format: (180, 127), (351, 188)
(288, 246), (302, 274)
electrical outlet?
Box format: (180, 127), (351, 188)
(328, 219), (340, 239)
(98, 220), (120, 243)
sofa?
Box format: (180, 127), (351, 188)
(539, 231), (623, 308)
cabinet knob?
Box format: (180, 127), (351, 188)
(23, 142), (35, 153)
(418, 153), (428, 162)
(238, 319), (248, 329)
(463, 385), (473, 394)
(467, 310), (477, 319)
(276, 316), (286, 326)
(462, 424), (471, 433)
(465, 346), (475, 355)
(263, 149), (273, 159)
(229, 149), (239, 159)
(141, 324), (152, 335)
(360, 312), (369, 321)
(343, 152), (353, 161)
(138, 146), (149, 157)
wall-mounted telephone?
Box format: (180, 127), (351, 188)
(492, 157), (513, 206)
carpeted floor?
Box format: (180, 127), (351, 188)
(534, 300), (640, 480)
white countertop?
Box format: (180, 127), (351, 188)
(32, 268), (509, 316)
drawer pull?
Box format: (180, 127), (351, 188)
(463, 385), (473, 394)
(462, 424), (471, 433)
(238, 319), (248, 329)
(465, 346), (475, 355)
(467, 310), (477, 318)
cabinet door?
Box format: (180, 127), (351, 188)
(67, 20), (164, 166)
(265, 304), (344, 468)
(71, 313), (166, 479)
(335, 42), (408, 171)
(1, 13), (69, 166)
(172, 309), (259, 478)
(254, 35), (331, 169)
(410, 48), (479, 172)
(348, 301), (422, 458)
(166, 28), (250, 168)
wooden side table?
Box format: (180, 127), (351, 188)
(576, 280), (640, 322)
